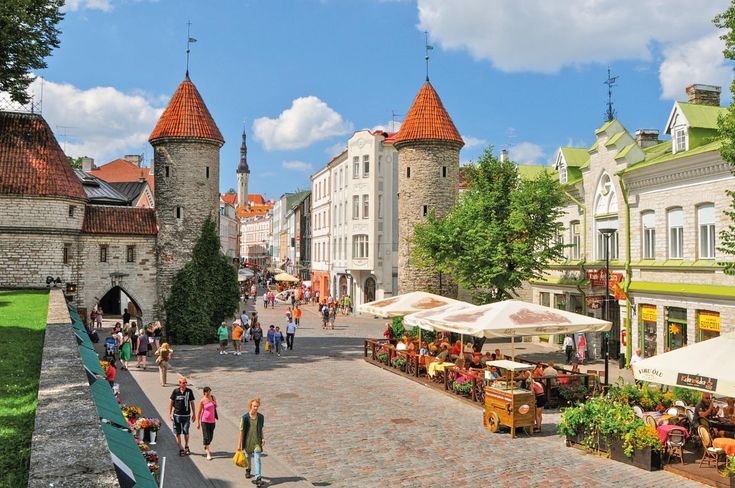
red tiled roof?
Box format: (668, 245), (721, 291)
(90, 158), (154, 191)
(82, 206), (157, 235)
(248, 194), (266, 205)
(0, 111), (86, 200)
(393, 82), (463, 146)
(382, 131), (398, 144)
(149, 77), (224, 145)
(222, 193), (238, 205)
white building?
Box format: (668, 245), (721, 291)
(219, 196), (238, 259)
(241, 213), (272, 267)
(311, 157), (337, 297)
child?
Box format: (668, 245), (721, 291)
(106, 358), (117, 387)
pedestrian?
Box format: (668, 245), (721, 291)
(293, 305), (302, 326)
(119, 332), (131, 370)
(251, 322), (263, 354)
(136, 328), (149, 369)
(122, 308), (131, 326)
(106, 358), (117, 387)
(329, 303), (337, 330)
(321, 303), (330, 330)
(217, 322), (229, 355)
(266, 325), (276, 355)
(314, 290), (319, 305)
(150, 320), (162, 351)
(237, 398), (265, 486)
(196, 386), (218, 461)
(285, 306), (292, 322)
(577, 334), (587, 364)
(154, 342), (173, 386)
(274, 326), (284, 356)
(94, 306), (103, 329)
(268, 291), (275, 308)
(532, 379), (545, 433)
(286, 318), (297, 350)
(563, 334), (575, 364)
(130, 321), (138, 354)
(168, 377), (196, 457)
(240, 310), (250, 329)
(232, 320), (244, 356)
(263, 291), (269, 309)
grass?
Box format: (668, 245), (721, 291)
(0, 290), (49, 488)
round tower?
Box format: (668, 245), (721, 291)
(394, 81), (464, 297)
(236, 126), (250, 209)
(149, 74), (225, 315)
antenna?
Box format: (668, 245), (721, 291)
(603, 66), (619, 122)
(56, 125), (78, 154)
(186, 21), (197, 77)
(424, 31), (434, 81)
(391, 110), (403, 132)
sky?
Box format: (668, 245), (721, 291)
(24, 0), (735, 201)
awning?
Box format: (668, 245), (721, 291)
(101, 423), (158, 488)
(358, 291), (468, 318)
(78, 345), (104, 377)
(73, 329), (96, 351)
(90, 378), (128, 428)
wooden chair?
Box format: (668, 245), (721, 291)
(644, 415), (658, 429)
(698, 426), (725, 469)
(633, 405), (644, 418)
(665, 430), (686, 465)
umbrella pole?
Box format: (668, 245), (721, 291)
(511, 335), (516, 361)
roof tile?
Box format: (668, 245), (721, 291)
(394, 82), (463, 146)
(82, 206), (157, 235)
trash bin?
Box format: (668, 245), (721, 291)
(618, 353), (626, 369)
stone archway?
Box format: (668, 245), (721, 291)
(364, 276), (376, 304)
(97, 285), (143, 320)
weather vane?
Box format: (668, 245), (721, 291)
(186, 21), (197, 77)
(603, 66), (619, 122)
(425, 31), (434, 82)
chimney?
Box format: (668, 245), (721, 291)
(635, 129), (660, 148)
(500, 149), (508, 162)
(81, 157), (95, 172)
(686, 84), (721, 106)
(124, 154), (142, 166)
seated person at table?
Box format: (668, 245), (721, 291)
(487, 366), (501, 380)
(435, 344), (450, 363)
(532, 362), (544, 378)
(693, 393), (718, 427)
(419, 341), (428, 356)
(396, 338), (407, 351)
(517, 370), (532, 389)
(407, 339), (416, 353)
(463, 341), (475, 354)
(469, 354), (484, 369)
(723, 398), (735, 418)
(494, 348), (503, 361)
(542, 361), (558, 378)
(449, 341), (462, 360)
(480, 351), (493, 366)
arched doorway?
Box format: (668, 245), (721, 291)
(98, 286), (142, 319)
(339, 276), (348, 298)
(364, 277), (376, 303)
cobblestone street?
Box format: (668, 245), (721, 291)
(124, 298), (705, 487)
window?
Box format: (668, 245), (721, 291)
(165, 166), (170, 177)
(206, 166), (210, 179)
(344, 238), (347, 259)
(406, 167), (411, 178)
(353, 157), (360, 178)
(674, 128), (687, 153)
(99, 245), (108, 263)
(126, 245), (135, 263)
(570, 222), (581, 260)
(63, 243), (71, 264)
(363, 155), (369, 177)
(596, 218), (619, 260)
(176, 206), (182, 219)
(338, 237), (342, 260)
(68, 205), (76, 218)
(352, 234), (369, 258)
(378, 194), (384, 218)
(339, 168), (343, 189)
(668, 208), (684, 259)
(378, 156), (382, 175)
(423, 205), (428, 217)
(362, 195), (369, 219)
(352, 195), (360, 220)
(642, 211), (656, 260)
(698, 204), (716, 259)
(334, 174), (337, 192)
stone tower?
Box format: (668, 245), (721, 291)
(236, 126), (250, 209)
(149, 74), (225, 316)
(394, 81), (464, 297)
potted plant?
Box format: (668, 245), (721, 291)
(452, 376), (472, 396)
(610, 422), (663, 471)
(377, 352), (389, 365)
(391, 356), (407, 371)
(720, 455), (735, 487)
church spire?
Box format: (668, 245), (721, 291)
(237, 126), (250, 174)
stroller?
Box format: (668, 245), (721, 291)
(104, 336), (117, 361)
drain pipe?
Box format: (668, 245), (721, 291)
(617, 175), (633, 368)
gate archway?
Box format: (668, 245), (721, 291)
(98, 286), (143, 319)
(364, 277), (376, 303)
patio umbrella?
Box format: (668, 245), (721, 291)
(274, 272), (299, 282)
(633, 333), (735, 396)
(357, 291), (467, 318)
(238, 269), (254, 281)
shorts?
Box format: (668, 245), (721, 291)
(137, 350), (147, 356)
(173, 414), (191, 435)
(220, 340), (228, 347)
(536, 394), (546, 409)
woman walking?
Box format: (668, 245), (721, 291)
(155, 343), (173, 386)
(274, 326), (284, 357)
(119, 332), (132, 370)
(251, 322), (263, 355)
(266, 325), (276, 355)
(237, 398), (265, 486)
(136, 328), (149, 369)
(196, 387), (218, 460)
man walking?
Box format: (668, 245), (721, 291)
(251, 322), (263, 355)
(169, 377), (196, 456)
(293, 305), (302, 326)
(563, 334), (575, 364)
(286, 317), (297, 350)
(232, 320), (244, 356)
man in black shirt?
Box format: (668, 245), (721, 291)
(122, 308), (131, 326)
(168, 377), (196, 456)
(693, 393), (717, 428)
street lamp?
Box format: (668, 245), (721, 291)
(598, 227), (616, 386)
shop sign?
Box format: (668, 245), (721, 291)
(697, 311), (721, 332)
(677, 373), (718, 392)
(640, 305), (657, 322)
(586, 296), (605, 309)
(586, 269), (626, 300)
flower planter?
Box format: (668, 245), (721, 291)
(609, 437), (662, 471)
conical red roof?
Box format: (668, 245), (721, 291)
(149, 76), (224, 145)
(394, 81), (463, 146)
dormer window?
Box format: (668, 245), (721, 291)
(673, 127), (687, 153)
(559, 161), (567, 184)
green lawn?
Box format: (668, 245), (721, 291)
(0, 290), (49, 488)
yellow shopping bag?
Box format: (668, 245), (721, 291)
(265, 341), (270, 352)
(233, 450), (249, 468)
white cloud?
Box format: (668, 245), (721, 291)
(282, 160), (313, 172)
(659, 34), (732, 100)
(462, 135), (486, 149)
(253, 96), (353, 151)
(27, 78), (164, 161)
(510, 142), (544, 164)
(63, 0), (113, 11)
(371, 120), (402, 133)
(417, 0), (730, 97)
(324, 142), (346, 157)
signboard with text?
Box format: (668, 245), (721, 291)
(697, 311), (721, 332)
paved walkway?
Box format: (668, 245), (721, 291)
(99, 296), (703, 488)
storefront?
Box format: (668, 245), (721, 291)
(697, 310), (720, 342)
(639, 304), (657, 358)
(665, 306), (687, 351)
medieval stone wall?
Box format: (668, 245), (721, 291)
(396, 141), (460, 297)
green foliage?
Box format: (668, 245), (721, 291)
(390, 316), (405, 339)
(406, 326), (435, 343)
(452, 380), (473, 394)
(0, 290), (49, 486)
(413, 148), (566, 303)
(165, 217), (240, 344)
(377, 352), (389, 364)
(621, 422), (663, 457)
(722, 455), (735, 478)
(715, 4), (735, 274)
(0, 0), (64, 104)
(67, 156), (84, 169)
(558, 383), (588, 406)
(391, 356), (407, 370)
(672, 386), (702, 406)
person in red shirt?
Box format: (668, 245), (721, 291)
(106, 358), (117, 387)
(450, 340), (462, 359)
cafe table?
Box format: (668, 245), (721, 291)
(710, 417), (735, 433)
(427, 361), (455, 378)
(713, 437), (735, 456)
(657, 424), (688, 443)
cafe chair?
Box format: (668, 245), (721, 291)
(633, 405), (644, 418)
(644, 415), (658, 430)
(665, 430), (686, 465)
(675, 400), (686, 408)
(667, 407), (679, 417)
(698, 426), (726, 469)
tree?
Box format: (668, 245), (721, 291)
(165, 216), (240, 344)
(68, 156), (84, 169)
(413, 147), (567, 304)
(0, 0), (64, 104)
(714, 4), (735, 274)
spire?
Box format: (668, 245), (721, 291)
(393, 81), (463, 147)
(148, 77), (224, 145)
(238, 126), (250, 174)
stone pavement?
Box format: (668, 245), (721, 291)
(103, 297), (703, 488)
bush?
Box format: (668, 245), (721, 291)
(377, 352), (389, 364)
(391, 357), (407, 370)
(452, 378), (473, 394)
(559, 383), (588, 405)
(391, 317), (405, 340)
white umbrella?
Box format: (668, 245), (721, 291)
(238, 269), (254, 281)
(274, 273), (299, 282)
(357, 291), (466, 318)
(403, 302), (477, 331)
(633, 333), (735, 396)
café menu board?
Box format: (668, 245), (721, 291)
(677, 372), (718, 392)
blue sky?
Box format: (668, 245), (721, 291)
(33, 0), (733, 200)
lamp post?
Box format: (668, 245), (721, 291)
(599, 228), (616, 386)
